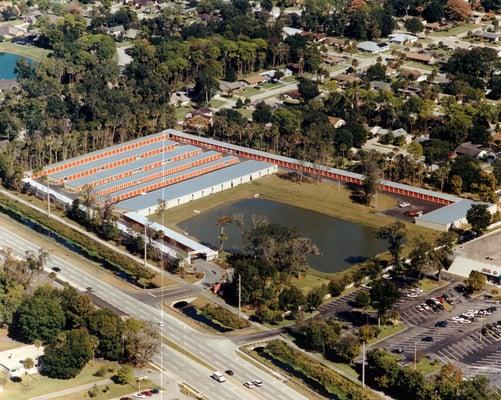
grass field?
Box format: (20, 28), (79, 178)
(419, 278), (447, 293)
(0, 42), (50, 63)
(290, 274), (330, 294)
(0, 360), (117, 400)
(415, 357), (443, 375)
(369, 323), (407, 344)
(430, 24), (479, 37)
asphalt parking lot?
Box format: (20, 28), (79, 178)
(383, 194), (444, 221)
(456, 229), (501, 264)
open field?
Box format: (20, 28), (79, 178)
(0, 360), (116, 400)
(290, 274), (330, 294)
(430, 24), (480, 37)
(0, 42), (50, 63)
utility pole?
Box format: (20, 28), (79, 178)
(362, 341), (366, 388)
(238, 274), (241, 318)
(46, 182), (51, 218)
(144, 223), (148, 267)
(414, 341), (417, 370)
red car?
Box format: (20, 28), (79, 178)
(140, 391), (153, 397)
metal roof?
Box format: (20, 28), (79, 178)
(98, 156), (240, 202)
(166, 129), (463, 203)
(42, 132), (169, 171)
(48, 139), (177, 181)
(95, 151), (221, 193)
(116, 160), (275, 212)
(124, 212), (218, 257)
(415, 199), (485, 225)
(65, 145), (200, 189)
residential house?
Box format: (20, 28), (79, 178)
(455, 142), (488, 159)
(240, 74), (266, 86)
(392, 128), (412, 144)
(124, 28), (139, 40)
(357, 41), (389, 53)
(328, 116), (346, 128)
(400, 68), (426, 82)
(332, 73), (361, 86)
(0, 24), (25, 39)
(324, 55), (344, 65)
(320, 36), (351, 50)
(0, 345), (44, 378)
(282, 26), (303, 38)
(24, 9), (42, 24)
(472, 31), (500, 43)
(219, 80), (246, 95)
(170, 91), (191, 106)
(405, 51), (435, 65)
(388, 33), (418, 44)
(104, 25), (125, 38)
(370, 80), (392, 91)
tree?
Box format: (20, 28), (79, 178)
(493, 159), (501, 185)
(86, 309), (123, 360)
(10, 291), (66, 343)
(24, 248), (49, 275)
(279, 287), (306, 312)
(375, 222), (407, 268)
(306, 287), (325, 311)
(422, 0), (444, 22)
(370, 280), (400, 327)
(328, 279), (345, 297)
(331, 334), (360, 363)
(355, 290), (371, 309)
(464, 271), (486, 294)
(121, 319), (160, 366)
(216, 215), (233, 251)
(23, 357), (34, 379)
(252, 101), (273, 124)
(298, 78), (319, 102)
(114, 364), (133, 385)
(362, 158), (380, 205)
(434, 231), (458, 281)
(446, 0), (471, 21)
(409, 237), (434, 280)
(466, 204), (491, 234)
(365, 63), (387, 82)
(404, 18), (424, 33)
(41, 328), (94, 379)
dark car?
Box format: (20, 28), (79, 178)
(151, 389), (159, 394)
(391, 348), (405, 354)
(422, 336), (434, 342)
(120, 397), (132, 400)
(140, 391), (153, 397)
(51, 267), (61, 272)
(225, 369), (234, 376)
(86, 287), (94, 292)
(435, 321), (448, 328)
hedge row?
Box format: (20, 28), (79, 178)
(199, 303), (250, 330)
(264, 340), (381, 400)
(0, 192), (157, 287)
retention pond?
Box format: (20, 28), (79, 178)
(179, 198), (386, 273)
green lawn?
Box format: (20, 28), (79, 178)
(415, 358), (442, 375)
(50, 382), (142, 400)
(430, 24), (479, 37)
(290, 274), (330, 294)
(403, 61), (434, 71)
(237, 107), (253, 120)
(209, 99), (226, 108)
(369, 323), (406, 344)
(174, 106), (193, 121)
(261, 82), (285, 89)
(0, 42), (50, 63)
(419, 278), (446, 293)
(238, 86), (262, 97)
(0, 360), (117, 400)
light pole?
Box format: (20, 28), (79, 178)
(144, 223), (148, 267)
(362, 341), (366, 388)
(238, 274), (242, 318)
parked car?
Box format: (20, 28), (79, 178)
(399, 202), (411, 208)
(435, 321), (448, 328)
(391, 348), (405, 354)
(422, 336), (434, 342)
(51, 267), (61, 272)
(86, 287), (94, 292)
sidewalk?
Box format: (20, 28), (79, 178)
(29, 379), (112, 400)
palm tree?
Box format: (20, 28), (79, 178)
(217, 216), (233, 251)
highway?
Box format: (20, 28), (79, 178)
(0, 225), (307, 400)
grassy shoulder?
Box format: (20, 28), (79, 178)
(0, 360), (116, 400)
(250, 339), (383, 400)
(198, 301), (250, 330)
(368, 323), (407, 345)
(0, 42), (51, 63)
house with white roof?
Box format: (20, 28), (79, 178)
(0, 345), (44, 378)
(357, 41), (389, 53)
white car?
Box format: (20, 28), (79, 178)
(407, 292), (418, 298)
(244, 381), (255, 389)
(133, 394), (146, 399)
(211, 372), (226, 383)
(399, 202), (411, 208)
(252, 379), (263, 387)
(155, 320), (164, 327)
(422, 304), (431, 310)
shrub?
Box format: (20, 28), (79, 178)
(199, 303), (250, 330)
